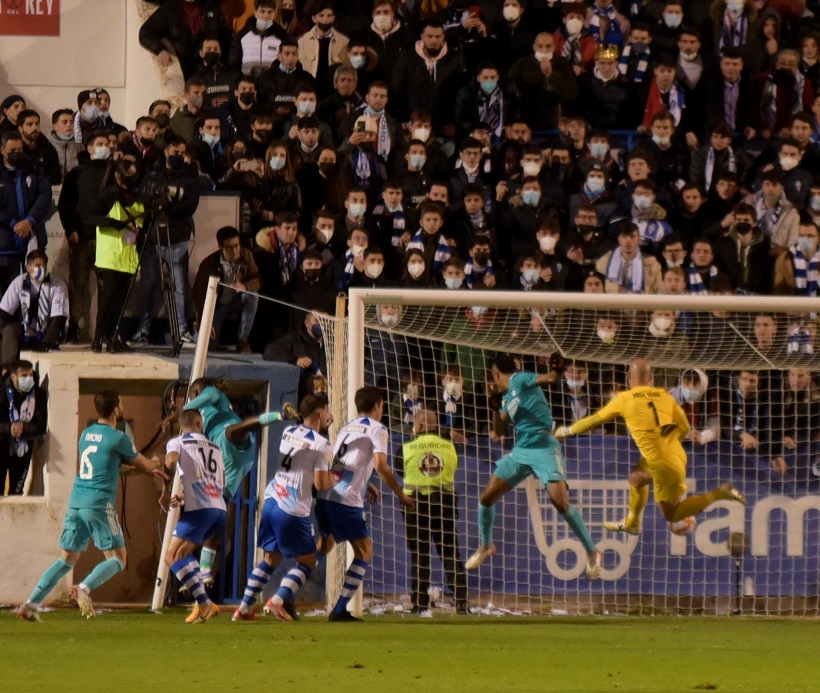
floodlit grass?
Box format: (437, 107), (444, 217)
(3, 609), (819, 692)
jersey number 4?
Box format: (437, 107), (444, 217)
(80, 445), (97, 480)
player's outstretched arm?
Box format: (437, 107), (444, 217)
(159, 452), (179, 511)
(535, 372), (559, 386)
(131, 453), (168, 480)
(557, 395), (624, 438)
(373, 453), (414, 509)
(183, 388), (221, 411)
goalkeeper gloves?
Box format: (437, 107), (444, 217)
(554, 426), (573, 439)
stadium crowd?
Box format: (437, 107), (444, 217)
(2, 0), (820, 485)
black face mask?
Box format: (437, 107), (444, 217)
(7, 151), (25, 168)
(139, 136), (154, 148)
(319, 161), (337, 175)
(577, 224), (599, 236)
(238, 92), (256, 106)
(255, 128), (273, 142)
(154, 113), (170, 129)
(281, 8), (294, 23)
(203, 51), (220, 66)
(304, 268), (321, 282)
(167, 154), (185, 170)
(473, 251), (489, 265)
(317, 21), (333, 32)
(734, 222), (753, 235)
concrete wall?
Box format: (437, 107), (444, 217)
(0, 0), (169, 136)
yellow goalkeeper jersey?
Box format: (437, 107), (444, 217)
(569, 386), (690, 461)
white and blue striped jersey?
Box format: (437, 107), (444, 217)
(264, 424), (331, 517)
(166, 432), (226, 512)
(319, 416), (388, 509)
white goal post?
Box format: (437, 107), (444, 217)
(336, 288), (820, 617)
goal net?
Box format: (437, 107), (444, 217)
(334, 288), (820, 617)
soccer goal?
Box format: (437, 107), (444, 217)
(334, 288), (820, 617)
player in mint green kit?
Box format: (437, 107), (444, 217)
(182, 378), (299, 582)
(465, 354), (601, 580)
(17, 390), (166, 621)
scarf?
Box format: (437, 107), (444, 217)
(687, 262), (718, 295)
(754, 192), (785, 240)
(582, 182), (606, 202)
(373, 203), (406, 246)
(787, 322), (814, 355)
(644, 79), (685, 126)
(605, 248), (644, 293)
(341, 250), (357, 289)
(561, 31), (582, 68)
(278, 242), (299, 286)
(718, 10), (747, 54)
(761, 71), (805, 130)
(792, 244), (820, 296)
(364, 107), (391, 160)
(442, 390), (460, 428)
(20, 276), (51, 340)
(588, 4), (624, 46)
(353, 146), (372, 182)
(704, 146), (735, 191)
(407, 230), (452, 274)
(403, 395), (422, 424)
(7, 385), (35, 457)
(619, 44), (650, 83)
(478, 87), (504, 139)
(414, 40), (448, 81)
(464, 258), (494, 288)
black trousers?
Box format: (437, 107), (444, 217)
(402, 492), (468, 608)
(95, 269), (132, 341)
(0, 445), (32, 495)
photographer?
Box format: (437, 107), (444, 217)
(88, 159), (146, 353)
(131, 134), (201, 345)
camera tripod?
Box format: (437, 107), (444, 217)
(114, 212), (184, 357)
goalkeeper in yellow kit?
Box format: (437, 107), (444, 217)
(555, 359), (746, 534)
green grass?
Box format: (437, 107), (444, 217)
(3, 609), (819, 692)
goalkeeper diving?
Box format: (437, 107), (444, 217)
(555, 358), (746, 535)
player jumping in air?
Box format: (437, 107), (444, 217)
(180, 378), (300, 592)
(233, 395), (333, 622)
(555, 358), (746, 535)
(316, 385), (414, 621)
(161, 410), (227, 624)
(17, 390), (167, 621)
(466, 354), (601, 580)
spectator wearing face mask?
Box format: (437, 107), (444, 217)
(611, 178), (672, 254)
(490, 0), (536, 74)
(454, 62), (516, 143)
(46, 109), (84, 180)
(218, 76), (258, 144)
(753, 138), (813, 210)
(286, 249), (335, 330)
(228, 0), (287, 78)
(568, 162), (616, 228)
(297, 1), (349, 98)
(752, 48), (815, 141)
(330, 226), (370, 292)
(550, 360), (601, 428)
(282, 87), (334, 149)
(0, 359), (47, 496)
(257, 39), (316, 117)
(772, 220), (820, 297)
(389, 371), (425, 435)
(366, 303), (408, 395)
(670, 368), (719, 446)
(401, 248), (433, 288)
(170, 77), (208, 144)
(713, 206), (773, 295)
(263, 312), (327, 399)
(119, 116), (162, 174)
(652, 1), (685, 54)
(435, 365), (476, 443)
(584, 0), (631, 48)
(0, 250), (68, 362)
(194, 35), (240, 111)
(708, 0), (760, 64)
(553, 3), (596, 75)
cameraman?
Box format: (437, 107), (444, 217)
(131, 134), (200, 344)
(88, 159), (146, 353)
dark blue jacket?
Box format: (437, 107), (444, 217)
(0, 162), (51, 263)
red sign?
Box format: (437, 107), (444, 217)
(0, 0), (60, 37)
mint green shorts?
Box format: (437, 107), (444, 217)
(493, 440), (566, 488)
(60, 504), (125, 552)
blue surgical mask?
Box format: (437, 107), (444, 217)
(586, 177), (605, 193)
(522, 268), (540, 283)
(409, 154), (426, 169)
(311, 323), (323, 340)
(797, 237), (817, 256)
(480, 79), (498, 94)
(521, 190), (541, 206)
(297, 100), (316, 115)
(811, 194), (820, 212)
(269, 156), (286, 171)
(16, 375), (34, 393)
(589, 142), (609, 158)
(201, 132), (219, 147)
(680, 387), (702, 403)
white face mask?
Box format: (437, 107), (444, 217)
(780, 156), (799, 172)
(350, 55), (366, 69)
(727, 0), (744, 18)
(681, 387), (702, 403)
(586, 177), (605, 193)
(315, 227), (333, 244)
(522, 268), (540, 284)
(380, 313), (398, 327)
(407, 262), (425, 278)
(91, 145), (110, 160)
(444, 277), (463, 289)
(652, 134), (671, 147)
(81, 105), (98, 122)
(269, 156), (286, 171)
(597, 329), (616, 343)
(445, 381), (463, 397)
(471, 306), (487, 318)
(664, 13), (683, 28)
(16, 375), (34, 392)
(351, 244), (366, 258)
(534, 51), (553, 62)
(539, 236), (557, 252)
(365, 262), (384, 279)
(373, 15), (393, 32)
(810, 194), (820, 212)
(565, 18), (583, 35)
(257, 18), (274, 31)
(650, 316), (674, 336)
(681, 49), (698, 61)
(348, 202), (366, 218)
(412, 127), (431, 142)
(565, 377), (585, 389)
(521, 161), (541, 177)
(297, 100), (316, 115)
(503, 5), (520, 21)
(633, 194), (653, 211)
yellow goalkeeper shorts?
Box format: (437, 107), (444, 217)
(638, 442), (687, 504)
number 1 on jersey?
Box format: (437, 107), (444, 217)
(648, 401), (660, 427)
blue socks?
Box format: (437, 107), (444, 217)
(561, 505), (596, 553)
(29, 558), (74, 605)
(276, 563), (311, 602)
(332, 559), (367, 615)
(478, 502), (496, 547)
(240, 560), (273, 611)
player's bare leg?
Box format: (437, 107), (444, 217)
(547, 481), (601, 580)
(659, 483), (747, 523)
(466, 475), (511, 569)
(604, 465), (652, 535)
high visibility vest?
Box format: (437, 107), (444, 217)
(95, 199), (145, 274)
(402, 433), (458, 495)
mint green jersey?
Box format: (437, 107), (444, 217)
(501, 371), (553, 449)
(69, 423), (139, 509)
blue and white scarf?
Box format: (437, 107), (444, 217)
(20, 276), (51, 341)
(364, 107), (391, 160)
(442, 390), (460, 428)
(792, 245), (820, 296)
(464, 258), (494, 288)
(403, 395), (422, 424)
(605, 248), (644, 293)
(478, 87), (504, 139)
(588, 4), (624, 46)
(704, 146), (735, 191)
(687, 262), (719, 295)
(787, 322), (814, 355)
(407, 230), (452, 274)
(718, 10), (747, 54)
(7, 386), (35, 457)
(278, 243), (300, 286)
(665, 83), (685, 125)
(340, 250), (357, 289)
(761, 71), (805, 130)
(619, 44), (650, 83)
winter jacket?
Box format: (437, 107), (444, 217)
(0, 371), (47, 442)
(58, 159), (113, 242)
(46, 132), (83, 180)
(508, 54), (577, 130)
(90, 185), (146, 274)
(139, 162), (201, 245)
(228, 16), (287, 76)
(297, 29), (349, 78)
(192, 247), (261, 320)
(0, 162), (51, 264)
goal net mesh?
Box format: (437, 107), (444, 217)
(329, 290), (820, 617)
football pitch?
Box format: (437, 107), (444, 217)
(3, 610), (819, 692)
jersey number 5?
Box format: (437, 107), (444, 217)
(80, 446), (97, 480)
